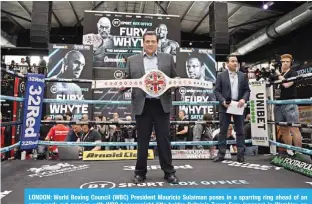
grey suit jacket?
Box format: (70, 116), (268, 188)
(126, 52), (178, 116)
(214, 70), (250, 113)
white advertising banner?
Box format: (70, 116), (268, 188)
(249, 80), (269, 146)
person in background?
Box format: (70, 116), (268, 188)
(38, 115), (53, 160)
(214, 55), (250, 163)
(38, 56), (47, 75)
(9, 60), (15, 71)
(213, 124), (237, 154)
(32, 63), (37, 73)
(19, 58), (28, 74)
(193, 113), (215, 157)
(274, 54), (302, 156)
(219, 62), (227, 72)
(175, 110), (188, 150)
(123, 116), (136, 150)
(109, 113), (123, 149)
(96, 115), (110, 150)
(45, 115), (70, 157)
(80, 123), (101, 151)
(81, 114), (89, 121)
(65, 123), (83, 142)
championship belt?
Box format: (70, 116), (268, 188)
(95, 70), (213, 98)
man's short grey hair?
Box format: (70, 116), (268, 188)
(55, 115), (63, 121)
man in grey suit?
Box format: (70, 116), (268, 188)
(121, 31), (179, 184)
(214, 55), (250, 163)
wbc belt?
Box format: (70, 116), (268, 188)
(95, 70), (213, 97)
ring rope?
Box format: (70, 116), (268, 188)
(271, 73), (312, 84)
(1, 95), (311, 106)
(44, 78), (93, 83)
(268, 121), (312, 128)
(0, 142), (21, 153)
(269, 140), (312, 155)
(37, 140), (252, 147)
(0, 95), (24, 102)
(2, 69), (312, 85)
(39, 120), (312, 128)
(1, 68), (25, 78)
(2, 140), (312, 155)
(0, 140), (252, 153)
(0, 121), (22, 127)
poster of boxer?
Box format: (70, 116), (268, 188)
(45, 82), (92, 120)
(175, 48), (217, 120)
(47, 44), (93, 79)
(82, 11), (180, 69)
(92, 69), (132, 119)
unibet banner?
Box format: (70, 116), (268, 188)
(83, 150), (154, 161)
(20, 74), (45, 150)
(82, 11), (181, 68)
(249, 80), (269, 146)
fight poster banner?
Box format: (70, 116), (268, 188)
(45, 82), (92, 120)
(82, 11), (181, 68)
(20, 74), (45, 150)
(93, 68), (131, 120)
(175, 48), (217, 120)
(47, 44), (93, 79)
(93, 88), (132, 120)
(249, 80), (269, 147)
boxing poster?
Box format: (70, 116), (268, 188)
(92, 69), (132, 120)
(47, 44), (93, 80)
(82, 11), (181, 69)
(175, 48), (217, 120)
(45, 82), (92, 120)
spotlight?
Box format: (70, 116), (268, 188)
(263, 4), (268, 9)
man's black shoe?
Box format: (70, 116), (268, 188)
(213, 156), (225, 162)
(237, 156), (245, 163)
(132, 175), (146, 184)
(164, 174), (179, 184)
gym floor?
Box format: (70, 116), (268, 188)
(1, 156), (311, 204)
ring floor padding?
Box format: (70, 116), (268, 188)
(1, 156), (312, 203)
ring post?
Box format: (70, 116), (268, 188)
(268, 85), (277, 155)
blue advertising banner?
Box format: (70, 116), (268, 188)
(20, 74), (45, 150)
(25, 188), (312, 204)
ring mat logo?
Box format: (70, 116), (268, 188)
(0, 191), (12, 199)
(222, 160), (282, 171)
(123, 164), (193, 171)
(27, 163), (89, 177)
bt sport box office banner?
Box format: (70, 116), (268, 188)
(92, 69), (132, 120)
(82, 10), (181, 69)
(45, 44), (93, 120)
(175, 48), (217, 121)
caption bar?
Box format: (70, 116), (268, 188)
(24, 188), (312, 204)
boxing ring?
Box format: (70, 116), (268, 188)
(1, 69), (312, 203)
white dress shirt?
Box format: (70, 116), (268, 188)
(228, 70), (238, 100)
(143, 52), (159, 99)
